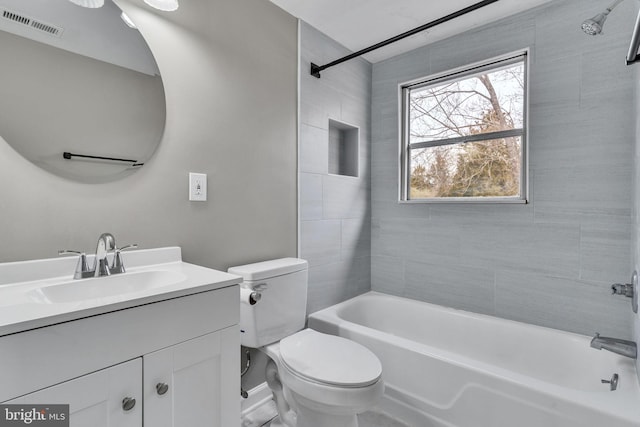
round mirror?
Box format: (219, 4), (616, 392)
(0, 0), (166, 182)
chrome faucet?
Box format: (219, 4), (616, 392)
(59, 233), (137, 279)
(591, 333), (637, 359)
(94, 233), (116, 277)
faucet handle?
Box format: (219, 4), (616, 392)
(611, 283), (634, 298)
(59, 250), (92, 279)
(111, 244), (138, 274)
(601, 373), (619, 391)
(58, 249), (82, 256)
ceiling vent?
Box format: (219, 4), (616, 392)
(1, 8), (64, 37)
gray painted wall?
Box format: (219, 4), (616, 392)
(371, 0), (636, 338)
(299, 21), (372, 315)
(0, 0), (298, 271)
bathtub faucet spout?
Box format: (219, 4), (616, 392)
(590, 333), (637, 359)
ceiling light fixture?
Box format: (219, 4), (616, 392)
(144, 0), (179, 12)
(67, 0), (104, 8)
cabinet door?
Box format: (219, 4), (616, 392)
(144, 326), (239, 427)
(6, 358), (142, 427)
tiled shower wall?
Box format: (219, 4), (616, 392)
(299, 21), (372, 314)
(371, 0), (637, 338)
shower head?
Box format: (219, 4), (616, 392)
(581, 0), (625, 36)
(582, 12), (610, 35)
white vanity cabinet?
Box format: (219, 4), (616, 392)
(0, 284), (240, 427)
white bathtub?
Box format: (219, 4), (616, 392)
(308, 292), (640, 427)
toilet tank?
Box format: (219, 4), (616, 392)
(228, 258), (308, 348)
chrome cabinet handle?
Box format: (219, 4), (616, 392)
(122, 397), (136, 411)
(156, 382), (169, 395)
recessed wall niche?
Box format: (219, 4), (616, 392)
(328, 119), (359, 177)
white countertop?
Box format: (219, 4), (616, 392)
(0, 247), (242, 336)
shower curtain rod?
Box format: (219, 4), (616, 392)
(310, 0), (500, 78)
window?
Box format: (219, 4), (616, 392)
(400, 52), (527, 202)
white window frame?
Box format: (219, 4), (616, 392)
(399, 50), (529, 204)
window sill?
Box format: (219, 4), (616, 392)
(398, 197), (528, 204)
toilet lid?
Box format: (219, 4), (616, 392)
(279, 329), (382, 387)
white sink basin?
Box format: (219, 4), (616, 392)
(0, 247), (242, 337)
(28, 270), (187, 304)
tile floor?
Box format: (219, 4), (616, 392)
(242, 400), (410, 427)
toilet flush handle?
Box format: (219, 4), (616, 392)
(240, 287), (262, 305)
(249, 283), (267, 304)
(249, 291), (261, 305)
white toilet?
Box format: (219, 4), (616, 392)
(229, 258), (384, 427)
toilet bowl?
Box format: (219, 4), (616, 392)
(229, 258), (384, 427)
(263, 329), (383, 427)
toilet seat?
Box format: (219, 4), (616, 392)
(279, 329), (382, 388)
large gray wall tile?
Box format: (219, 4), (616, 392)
(405, 260), (496, 315)
(371, 0), (635, 338)
(300, 173), (323, 221)
(371, 255), (405, 295)
(300, 219), (341, 266)
(300, 21), (372, 314)
(299, 124), (328, 174)
(580, 223), (632, 283)
(372, 217), (461, 263)
(322, 175), (369, 219)
(458, 222), (581, 278)
(307, 256), (371, 314)
(495, 270), (630, 338)
(341, 217), (371, 259)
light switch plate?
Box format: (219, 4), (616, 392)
(189, 173), (207, 201)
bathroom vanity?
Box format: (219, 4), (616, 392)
(0, 247), (241, 426)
